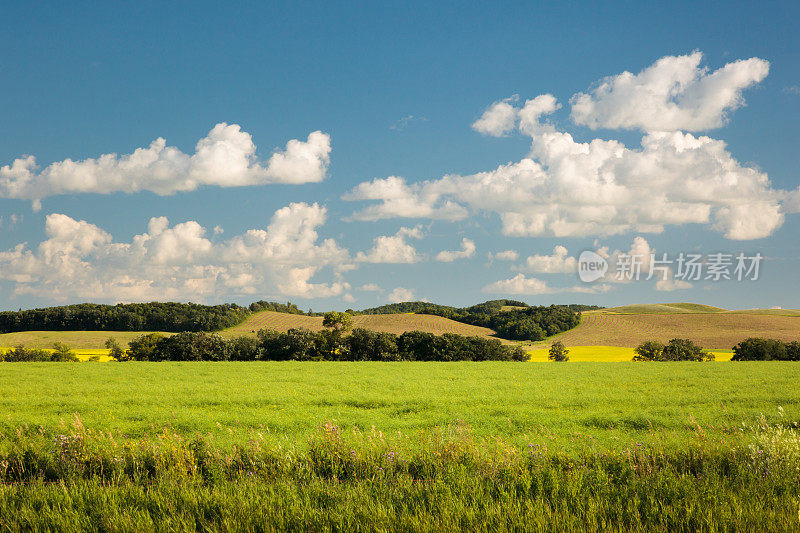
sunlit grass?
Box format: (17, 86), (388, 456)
(0, 361), (795, 450)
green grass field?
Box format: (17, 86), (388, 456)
(1, 361), (799, 530)
(0, 362), (795, 449)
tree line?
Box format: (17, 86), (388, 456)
(630, 337), (800, 361)
(356, 300), (590, 342)
(632, 339), (715, 361)
(731, 338), (800, 361)
(0, 302), (251, 334)
(111, 313), (527, 362)
(0, 299), (599, 342)
(0, 343), (80, 362)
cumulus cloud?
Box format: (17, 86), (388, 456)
(343, 176), (468, 221)
(655, 274), (692, 292)
(515, 245), (577, 274)
(570, 52), (769, 131)
(0, 125), (331, 209)
(345, 53), (786, 240)
(355, 226), (424, 263)
(0, 203), (350, 301)
(388, 287), (415, 303)
(435, 238), (476, 262)
(483, 274), (610, 295)
(472, 95), (520, 136)
(507, 236), (691, 292)
(358, 283), (383, 292)
(488, 250), (519, 262)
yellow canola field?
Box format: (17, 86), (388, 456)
(0, 347), (113, 362)
(527, 345), (733, 362)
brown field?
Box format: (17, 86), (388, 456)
(0, 330), (163, 350)
(533, 310), (800, 349)
(221, 311), (499, 339)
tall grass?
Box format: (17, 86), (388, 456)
(1, 416), (799, 531)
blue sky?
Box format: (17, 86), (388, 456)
(1, 1), (798, 311)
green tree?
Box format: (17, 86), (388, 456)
(732, 337), (788, 361)
(126, 333), (165, 361)
(51, 342), (78, 362)
(633, 341), (665, 361)
(322, 311), (353, 332)
(105, 338), (127, 361)
(662, 338), (711, 361)
(548, 341), (569, 362)
(320, 312), (353, 360)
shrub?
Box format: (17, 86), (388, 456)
(548, 341), (569, 362)
(632, 341), (665, 361)
(633, 339), (712, 361)
(229, 336), (260, 361)
(347, 328), (399, 361)
(51, 342), (79, 362)
(116, 328), (527, 362)
(3, 345), (51, 362)
(105, 338), (127, 361)
(732, 337), (796, 361)
(126, 333), (166, 361)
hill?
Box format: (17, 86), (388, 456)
(220, 311), (499, 340)
(533, 310), (800, 349)
(604, 303), (728, 314)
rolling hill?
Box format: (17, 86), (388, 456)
(531, 308), (800, 349)
(220, 311), (499, 339)
(4, 303), (800, 354)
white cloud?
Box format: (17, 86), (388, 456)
(358, 283), (383, 292)
(0, 202), (350, 301)
(343, 176), (468, 221)
(435, 238), (476, 262)
(388, 287), (415, 303)
(508, 236), (693, 292)
(655, 271), (692, 292)
(488, 250), (519, 262)
(343, 293), (356, 303)
(472, 95), (520, 136)
(515, 245), (577, 273)
(355, 225), (424, 264)
(483, 274), (610, 295)
(570, 52), (769, 131)
(0, 125), (331, 208)
(345, 55), (785, 240)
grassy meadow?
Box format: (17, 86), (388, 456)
(1, 361), (800, 530)
(2, 307), (800, 530)
(1, 361), (796, 448)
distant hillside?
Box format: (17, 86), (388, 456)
(357, 300), (602, 316)
(378, 300), (590, 341)
(604, 303), (728, 314)
(601, 303), (800, 316)
(221, 311), (499, 340)
(534, 311), (800, 349)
